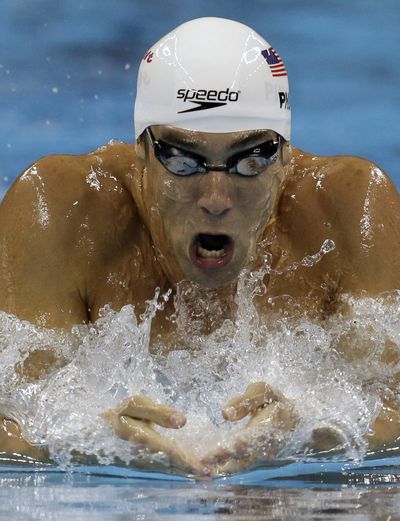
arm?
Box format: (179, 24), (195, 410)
(0, 156), (93, 329)
(329, 159), (400, 449)
(0, 415), (50, 463)
(0, 156), (205, 474)
(367, 400), (400, 451)
(103, 396), (207, 476)
(284, 155), (400, 449)
(205, 158), (400, 474)
(0, 157), (90, 457)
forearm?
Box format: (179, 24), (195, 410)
(0, 415), (50, 462)
(309, 402), (400, 454)
(366, 402), (400, 451)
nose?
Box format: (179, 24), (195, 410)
(197, 171), (233, 217)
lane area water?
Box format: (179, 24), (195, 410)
(1, 464), (400, 520)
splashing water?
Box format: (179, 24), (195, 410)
(0, 239), (399, 472)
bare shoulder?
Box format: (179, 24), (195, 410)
(0, 142), (141, 325)
(2, 141), (137, 207)
(0, 142), (140, 249)
(280, 148), (399, 231)
(288, 147), (398, 200)
(277, 147), (400, 292)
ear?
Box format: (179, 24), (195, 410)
(135, 139), (145, 160)
(281, 140), (292, 166)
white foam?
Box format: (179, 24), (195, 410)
(0, 255), (399, 471)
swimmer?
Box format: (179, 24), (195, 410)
(1, 17), (400, 477)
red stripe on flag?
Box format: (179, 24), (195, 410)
(272, 72), (287, 77)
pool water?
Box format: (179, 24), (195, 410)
(1, 460), (400, 520)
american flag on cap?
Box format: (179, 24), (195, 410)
(261, 47), (287, 77)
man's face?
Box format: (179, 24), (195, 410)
(138, 125), (288, 288)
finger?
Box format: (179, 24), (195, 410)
(246, 401), (297, 431)
(210, 434), (282, 476)
(203, 427), (283, 475)
(119, 416), (208, 476)
(114, 396), (186, 429)
(212, 455), (254, 476)
(206, 437), (259, 476)
(222, 382), (286, 421)
(201, 444), (234, 466)
(202, 429), (265, 466)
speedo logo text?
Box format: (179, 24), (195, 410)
(177, 88), (240, 113)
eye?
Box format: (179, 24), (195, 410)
(162, 155), (201, 175)
(157, 141), (205, 176)
(158, 141), (187, 158)
(235, 156), (274, 176)
(166, 145), (185, 156)
(251, 140), (280, 158)
(233, 139), (280, 177)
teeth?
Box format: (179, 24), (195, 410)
(198, 245), (226, 258)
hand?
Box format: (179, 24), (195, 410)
(0, 416), (50, 462)
(202, 382), (298, 476)
(306, 426), (347, 454)
(102, 395), (208, 477)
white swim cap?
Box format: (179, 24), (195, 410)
(134, 17), (291, 141)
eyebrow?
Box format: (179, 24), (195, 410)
(156, 131), (276, 154)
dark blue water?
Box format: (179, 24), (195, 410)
(1, 0), (399, 201)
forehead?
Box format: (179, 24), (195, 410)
(151, 125), (277, 154)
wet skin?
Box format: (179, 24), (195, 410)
(1, 127), (400, 475)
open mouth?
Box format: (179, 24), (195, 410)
(189, 233), (234, 269)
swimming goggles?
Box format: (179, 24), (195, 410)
(146, 127), (281, 177)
